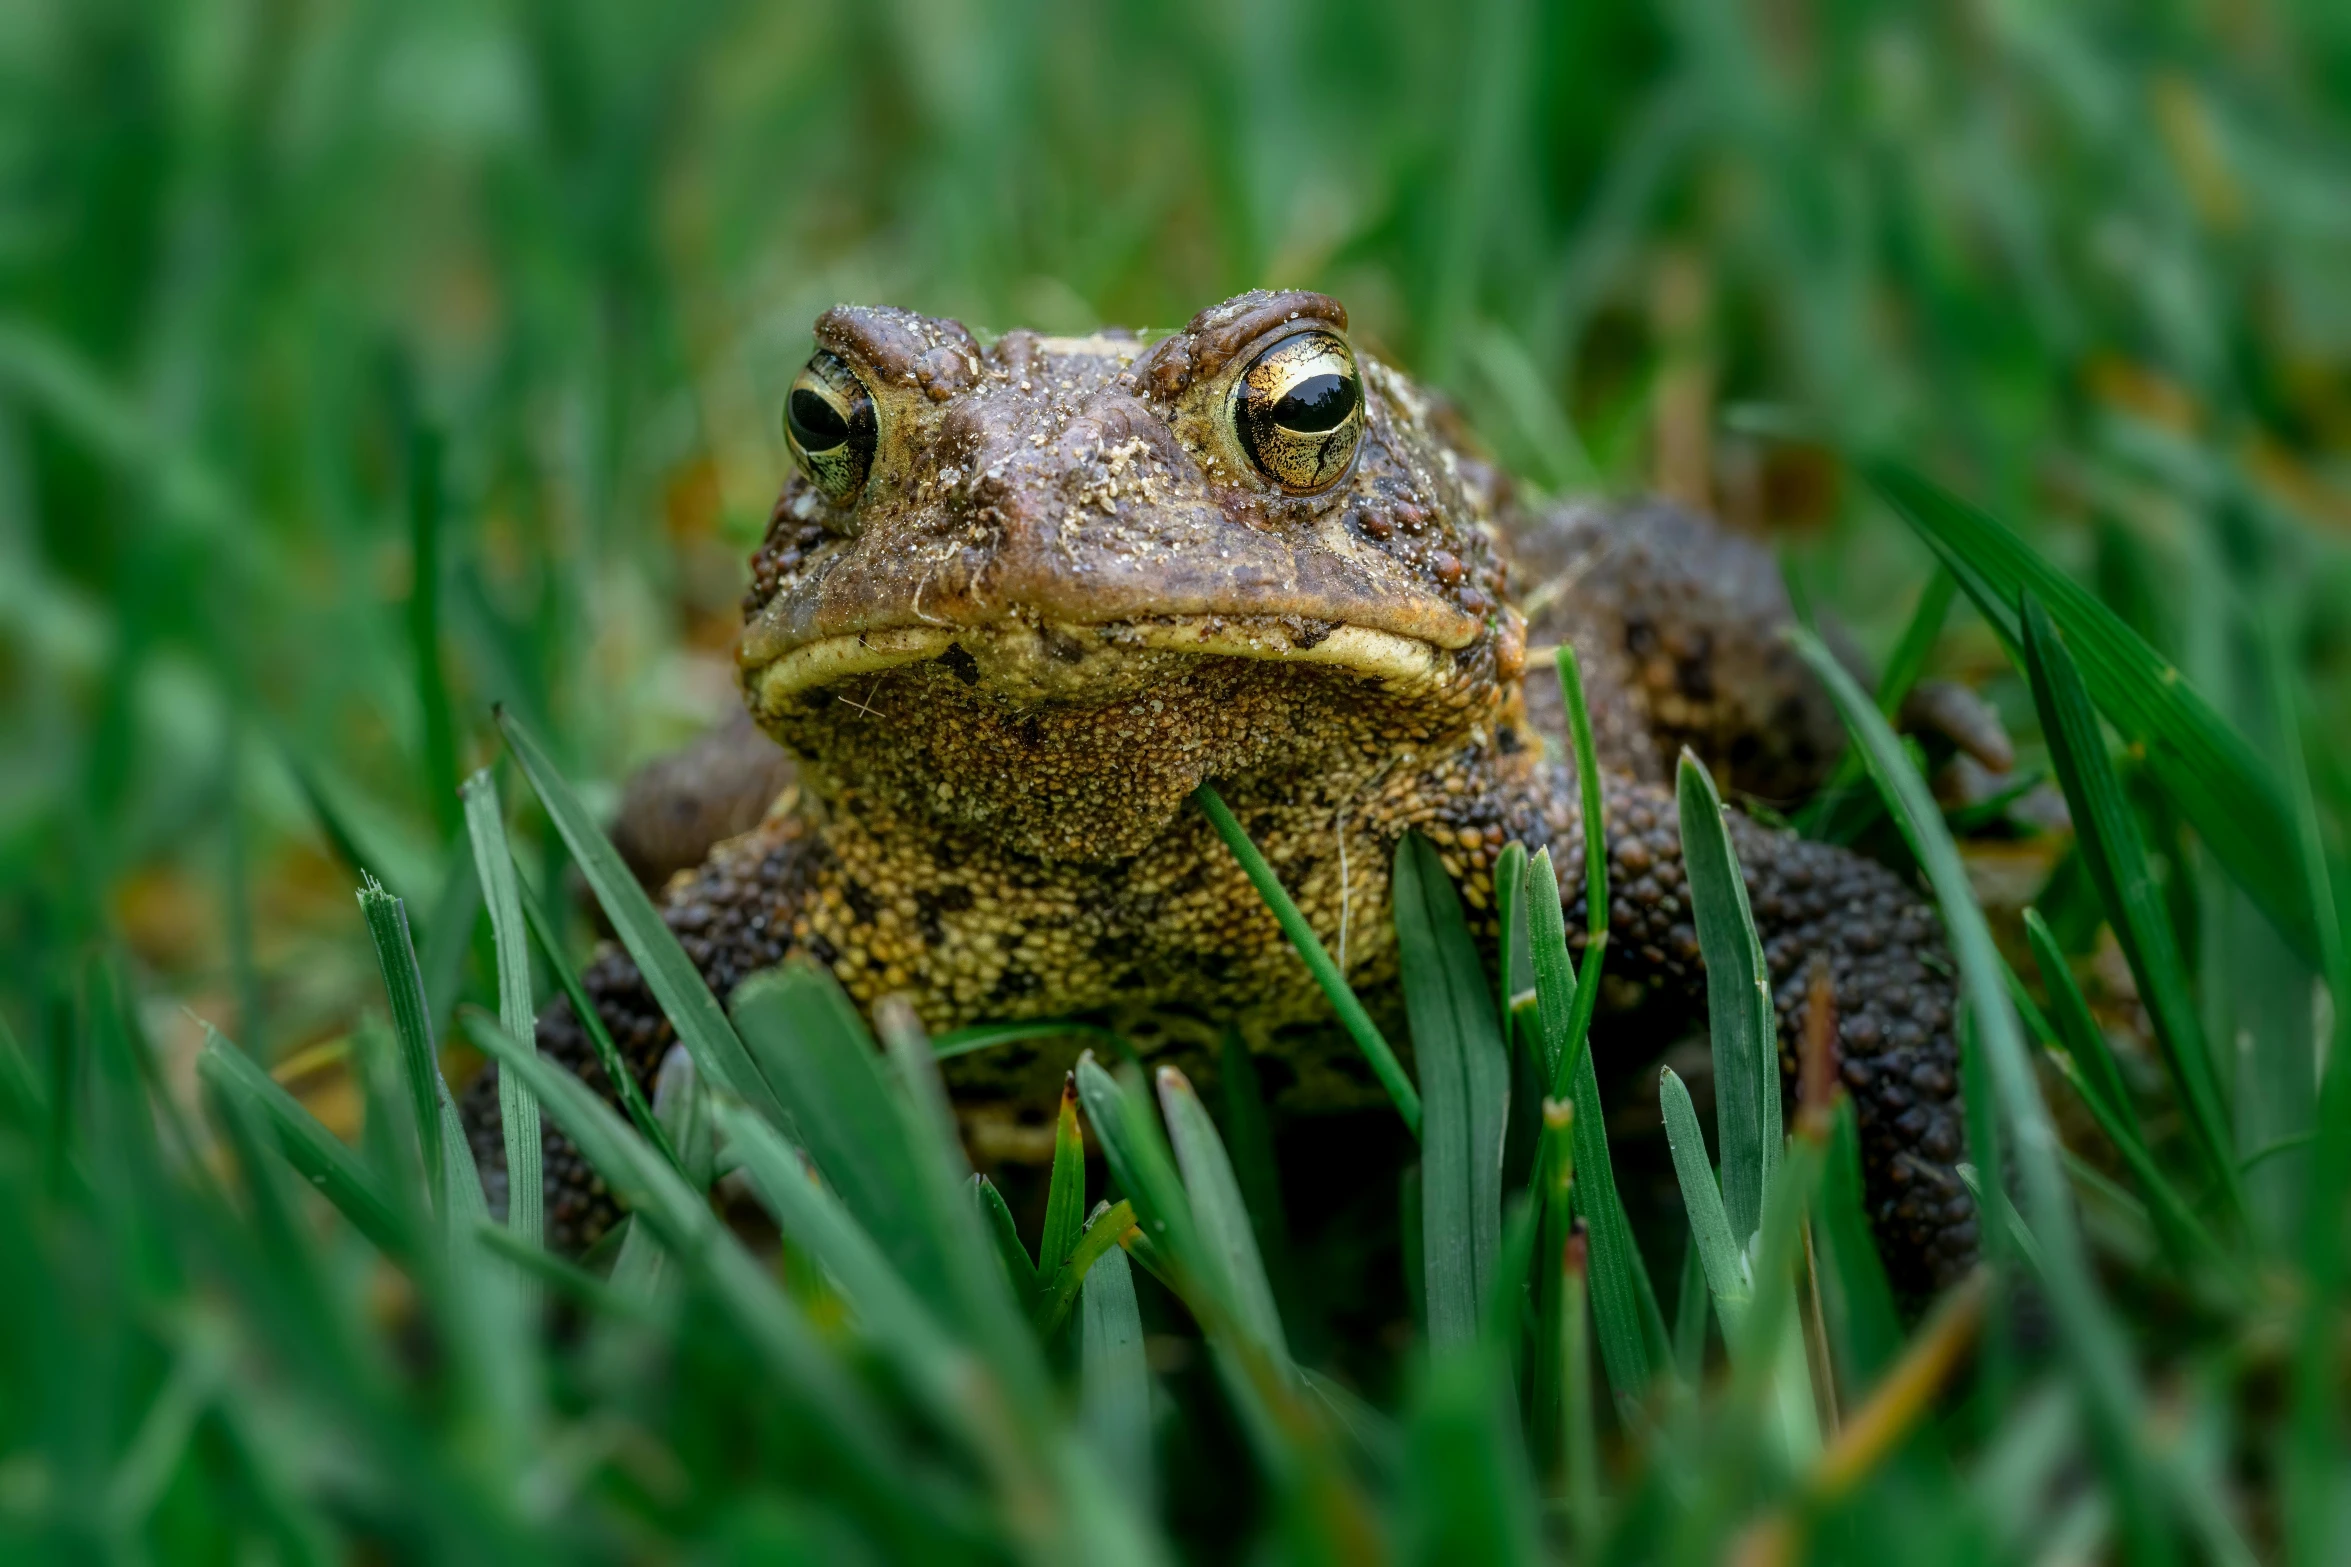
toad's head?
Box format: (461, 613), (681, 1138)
(737, 290), (1524, 861)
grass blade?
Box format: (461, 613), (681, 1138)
(730, 961), (954, 1312)
(461, 769), (540, 1255)
(2023, 909), (2133, 1127)
(1194, 781), (1421, 1136)
(1036, 1200), (1139, 1338)
(2021, 594), (2239, 1212)
(873, 995), (1056, 1398)
(1074, 1054), (1312, 1484)
(512, 871), (679, 1174)
(1560, 1225), (1601, 1558)
(474, 1220), (654, 1327)
(495, 706), (783, 1128)
(461, 1016), (910, 1495)
(1659, 1066), (1748, 1331)
(1569, 1042), (1671, 1403)
(357, 877), (444, 1195)
(1082, 1241), (1154, 1514)
(1158, 1065), (1288, 1365)
(1796, 568), (1954, 841)
(1523, 847), (1582, 1090)
(1397, 1349), (1545, 1567)
(1215, 1029), (1292, 1309)
(194, 1028), (407, 1263)
(1675, 750), (1781, 1242)
(1527, 839), (1667, 1397)
(2020, 913), (2232, 1280)
(1791, 624), (2178, 1564)
(1557, 645), (1607, 950)
(1396, 832), (1509, 1349)
(1864, 459), (2316, 964)
(1809, 1100), (1904, 1391)
(1495, 840), (1530, 1032)
(718, 1100), (1002, 1451)
(1037, 1075), (1086, 1291)
(975, 1175), (1034, 1295)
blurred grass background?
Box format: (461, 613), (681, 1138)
(2, 0), (2348, 1077)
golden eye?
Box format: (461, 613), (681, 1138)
(784, 351), (877, 502)
(1232, 331), (1364, 495)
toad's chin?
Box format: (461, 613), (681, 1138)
(734, 613), (1521, 864)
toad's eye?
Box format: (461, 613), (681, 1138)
(784, 351), (877, 502)
(1233, 331), (1364, 495)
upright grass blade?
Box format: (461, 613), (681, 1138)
(1158, 1066), (1288, 1366)
(495, 707), (783, 1129)
(2022, 909), (2133, 1128)
(194, 1028), (407, 1264)
(1568, 1043), (1671, 1404)
(1522, 848), (1583, 1090)
(1791, 625), (2177, 1564)
(1557, 645), (1607, 952)
(1037, 1075), (1087, 1292)
(600, 1047), (702, 1341)
(1659, 1067), (1748, 1332)
(1864, 460), (2316, 963)
(873, 996), (1059, 1412)
(729, 960), (955, 1314)
(1215, 1030), (1292, 1307)
(1396, 1349), (1545, 1567)
(1082, 1241), (1154, 1514)
(719, 1102), (1021, 1465)
(1494, 840), (1530, 1031)
(2021, 595), (2238, 1213)
(1797, 568), (1954, 841)
(1395, 832), (1509, 1349)
(360, 885), (534, 1457)
(1525, 834), (1666, 1394)
(975, 1176), (1034, 1293)
(1809, 1099), (1904, 1391)
(1540, 645), (1612, 1105)
(1193, 782), (1420, 1136)
(1672, 1235), (1709, 1388)
(461, 769), (539, 1255)
(357, 877), (443, 1193)
(2019, 914), (2231, 1281)
(2267, 609), (2351, 1567)
(1559, 1225), (1601, 1557)
(461, 1019), (910, 1497)
(1675, 750), (1781, 1242)
(1074, 1052), (1348, 1513)
(511, 871), (678, 1174)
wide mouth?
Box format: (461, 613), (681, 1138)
(741, 613), (1457, 713)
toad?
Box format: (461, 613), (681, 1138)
(469, 290), (1981, 1295)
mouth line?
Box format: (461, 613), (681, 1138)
(740, 614), (1455, 709)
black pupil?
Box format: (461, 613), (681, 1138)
(789, 387), (849, 449)
(1271, 372), (1357, 433)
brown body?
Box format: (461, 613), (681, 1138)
(470, 290), (1978, 1296)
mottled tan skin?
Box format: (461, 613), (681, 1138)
(469, 290), (1977, 1295)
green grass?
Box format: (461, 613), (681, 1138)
(3, 0), (2350, 1559)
